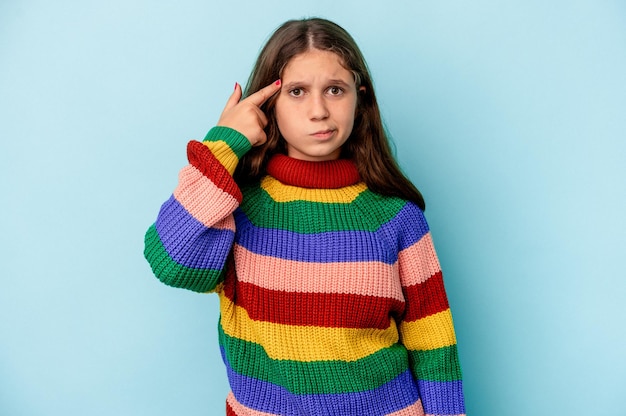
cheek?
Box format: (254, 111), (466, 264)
(274, 100), (285, 124)
(275, 100), (298, 125)
(340, 102), (358, 128)
(274, 102), (296, 139)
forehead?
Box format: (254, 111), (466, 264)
(282, 49), (353, 81)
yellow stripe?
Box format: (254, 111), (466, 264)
(203, 140), (239, 175)
(261, 176), (367, 203)
(218, 293), (399, 362)
(399, 309), (457, 351)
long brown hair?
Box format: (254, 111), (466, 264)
(234, 18), (426, 210)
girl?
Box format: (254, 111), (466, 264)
(144, 18), (465, 416)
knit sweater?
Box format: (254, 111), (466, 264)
(144, 126), (466, 416)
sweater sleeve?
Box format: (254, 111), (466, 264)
(396, 203), (466, 416)
(143, 126), (251, 293)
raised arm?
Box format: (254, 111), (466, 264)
(143, 81), (281, 292)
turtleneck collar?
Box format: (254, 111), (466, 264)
(266, 154), (361, 189)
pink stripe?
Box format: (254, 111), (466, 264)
(173, 165), (238, 230)
(226, 392), (277, 416)
(387, 399), (424, 416)
(234, 245), (405, 301)
(213, 215), (236, 232)
(398, 232), (442, 287)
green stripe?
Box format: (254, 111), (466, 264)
(409, 345), (463, 382)
(240, 186), (407, 233)
(144, 225), (224, 292)
(203, 126), (251, 159)
(218, 324), (409, 395)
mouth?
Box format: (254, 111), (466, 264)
(311, 129), (336, 140)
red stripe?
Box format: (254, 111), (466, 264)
(402, 271), (450, 322)
(223, 277), (404, 329)
(186, 140), (242, 203)
(266, 153), (360, 188)
(226, 400), (236, 416)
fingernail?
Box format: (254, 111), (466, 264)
(234, 82), (238, 91)
(275, 79), (281, 86)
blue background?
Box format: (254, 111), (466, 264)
(1, 1), (625, 415)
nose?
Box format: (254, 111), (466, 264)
(308, 93), (329, 120)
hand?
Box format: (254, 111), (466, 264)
(217, 80), (281, 146)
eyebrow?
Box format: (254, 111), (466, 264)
(283, 79), (353, 89)
(327, 79), (352, 87)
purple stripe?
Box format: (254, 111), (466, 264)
(377, 201), (430, 251)
(417, 379), (466, 415)
(233, 202), (429, 264)
(155, 195), (234, 269)
(223, 357), (420, 415)
(234, 209), (396, 264)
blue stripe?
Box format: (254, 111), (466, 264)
(223, 355), (420, 415)
(233, 201), (429, 264)
(418, 379), (466, 414)
(377, 201), (430, 251)
(155, 195), (234, 269)
(234, 209), (394, 263)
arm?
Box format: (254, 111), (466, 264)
(396, 203), (466, 416)
(143, 127), (251, 292)
(143, 80), (282, 292)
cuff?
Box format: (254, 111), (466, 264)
(203, 126), (252, 160)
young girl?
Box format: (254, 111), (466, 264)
(144, 18), (465, 416)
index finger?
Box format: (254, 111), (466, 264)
(244, 79), (282, 108)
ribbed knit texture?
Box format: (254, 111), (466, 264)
(144, 127), (466, 416)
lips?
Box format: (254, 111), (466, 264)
(311, 129), (336, 139)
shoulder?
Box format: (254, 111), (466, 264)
(358, 191), (429, 250)
(356, 189), (428, 227)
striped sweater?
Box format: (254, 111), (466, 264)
(144, 126), (466, 416)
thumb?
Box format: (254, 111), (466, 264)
(222, 82), (243, 112)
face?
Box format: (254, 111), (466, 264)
(274, 49), (359, 161)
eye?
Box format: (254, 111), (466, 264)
(289, 88), (303, 97)
(327, 86), (344, 96)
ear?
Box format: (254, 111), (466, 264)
(358, 86), (366, 94)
